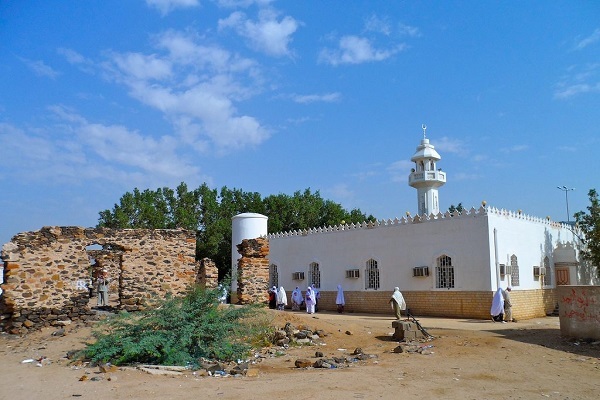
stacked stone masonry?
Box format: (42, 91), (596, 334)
(0, 226), (212, 334)
(236, 238), (270, 305)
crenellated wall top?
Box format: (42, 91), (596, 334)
(267, 205), (572, 239)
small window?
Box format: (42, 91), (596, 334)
(346, 269), (360, 279)
(292, 271), (305, 280)
(413, 266), (429, 277)
(365, 259), (380, 290)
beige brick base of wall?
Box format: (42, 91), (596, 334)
(314, 289), (557, 320)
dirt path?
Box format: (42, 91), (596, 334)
(1, 310), (598, 400)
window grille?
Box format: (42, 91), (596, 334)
(510, 255), (520, 287)
(309, 262), (320, 288)
(543, 256), (551, 286)
(269, 264), (278, 288)
(436, 255), (454, 289)
(292, 271), (305, 280)
(365, 259), (380, 289)
(346, 269), (360, 279)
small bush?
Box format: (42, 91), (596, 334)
(84, 286), (270, 366)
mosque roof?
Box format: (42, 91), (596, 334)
(411, 138), (441, 161)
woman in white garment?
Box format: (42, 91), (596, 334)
(490, 287), (505, 322)
(276, 286), (288, 310)
(305, 287), (316, 314)
(336, 284), (345, 313)
(389, 287), (406, 320)
(291, 286), (302, 311)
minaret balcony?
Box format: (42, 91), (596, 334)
(409, 170), (446, 187)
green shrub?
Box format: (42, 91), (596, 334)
(84, 286), (270, 366)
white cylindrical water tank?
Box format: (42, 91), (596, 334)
(231, 213), (268, 295)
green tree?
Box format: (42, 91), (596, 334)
(98, 184), (375, 278)
(448, 203), (464, 214)
(574, 189), (600, 275)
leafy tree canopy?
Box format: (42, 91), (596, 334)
(448, 203), (464, 214)
(574, 189), (600, 275)
(98, 183), (375, 278)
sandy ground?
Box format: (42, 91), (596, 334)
(1, 309), (599, 400)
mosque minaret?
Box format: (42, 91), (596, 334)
(408, 125), (446, 215)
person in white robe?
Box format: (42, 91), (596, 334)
(291, 286), (302, 311)
(305, 287), (316, 314)
(490, 287), (505, 322)
(311, 284), (321, 312)
(389, 287), (406, 320)
(336, 284), (345, 313)
(276, 286), (288, 310)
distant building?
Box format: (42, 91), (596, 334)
(235, 127), (596, 320)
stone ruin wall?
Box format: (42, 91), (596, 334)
(0, 226), (203, 334)
(236, 237), (270, 305)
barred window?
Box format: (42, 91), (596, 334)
(365, 258), (380, 290)
(543, 256), (551, 286)
(510, 255), (520, 287)
(269, 264), (279, 288)
(309, 262), (320, 288)
(436, 255), (454, 289)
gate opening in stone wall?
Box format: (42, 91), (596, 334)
(86, 243), (125, 310)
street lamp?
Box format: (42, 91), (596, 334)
(556, 186), (575, 223)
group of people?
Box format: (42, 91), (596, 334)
(491, 287), (515, 323)
(268, 284), (347, 314)
(267, 285), (410, 319)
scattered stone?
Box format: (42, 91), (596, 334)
(52, 328), (66, 337)
(245, 369), (259, 377)
(295, 359), (312, 368)
(98, 363), (118, 373)
(353, 348), (363, 355)
(345, 330), (353, 335)
(313, 359), (332, 368)
(315, 351), (324, 357)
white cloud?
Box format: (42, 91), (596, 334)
(20, 58), (60, 79)
(433, 136), (465, 154)
(218, 9), (299, 57)
(325, 183), (354, 202)
(57, 48), (86, 64)
(574, 28), (600, 50)
(217, 0), (273, 8)
(291, 92), (341, 104)
(500, 144), (529, 153)
(111, 52), (173, 81)
(105, 32), (270, 152)
(398, 23), (421, 38)
(554, 63), (600, 99)
(146, 0), (199, 15)
(319, 35), (405, 66)
(365, 15), (392, 36)
(0, 107), (202, 186)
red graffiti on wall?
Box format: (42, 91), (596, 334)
(561, 288), (598, 321)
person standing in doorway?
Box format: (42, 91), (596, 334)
(502, 287), (514, 322)
(389, 287), (407, 320)
(97, 269), (110, 308)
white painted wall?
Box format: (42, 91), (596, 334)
(269, 207), (581, 294)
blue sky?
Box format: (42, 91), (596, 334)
(1, 0), (599, 246)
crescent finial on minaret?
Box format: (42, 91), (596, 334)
(422, 124), (427, 139)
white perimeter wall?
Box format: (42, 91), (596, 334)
(487, 212), (577, 291)
(269, 208), (579, 294)
(269, 210), (493, 293)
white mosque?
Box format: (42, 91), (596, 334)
(232, 129), (595, 320)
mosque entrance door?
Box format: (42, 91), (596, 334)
(555, 267), (570, 285)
